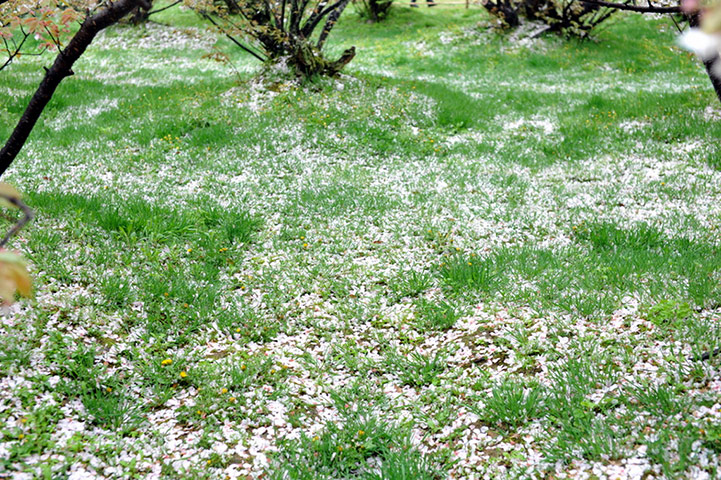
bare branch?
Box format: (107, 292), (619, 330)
(317, 0), (349, 49)
(0, 30), (30, 73)
(147, 0), (182, 15)
(280, 0), (287, 30)
(302, 0), (345, 38)
(579, 0), (681, 13)
(0, 194), (33, 248)
(202, 13), (267, 62)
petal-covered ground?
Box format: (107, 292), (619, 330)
(1, 5), (720, 479)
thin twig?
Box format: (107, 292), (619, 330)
(669, 12), (684, 33)
(0, 31), (29, 72)
(147, 0), (182, 16)
(0, 194), (33, 248)
(202, 13), (267, 62)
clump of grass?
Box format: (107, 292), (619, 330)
(474, 377), (546, 428)
(390, 270), (433, 299)
(384, 349), (446, 387)
(364, 447), (442, 480)
(227, 355), (275, 391)
(438, 255), (503, 295)
(629, 382), (688, 417)
(413, 297), (461, 331)
(81, 388), (146, 435)
(270, 401), (439, 479)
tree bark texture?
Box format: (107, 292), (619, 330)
(0, 0), (151, 177)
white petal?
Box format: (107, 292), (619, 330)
(678, 28), (721, 61)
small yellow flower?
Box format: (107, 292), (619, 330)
(106, 387), (113, 393)
(161, 358), (172, 366)
(164, 292), (169, 297)
(357, 430), (364, 436)
(312, 436), (320, 441)
(18, 433), (24, 439)
(183, 303), (189, 308)
(229, 396), (237, 403)
(20, 418), (26, 424)
(187, 248), (192, 253)
(270, 369), (276, 374)
(303, 243), (308, 248)
(221, 388), (228, 394)
(241, 364), (247, 370)
(337, 446), (343, 452)
(180, 371), (188, 378)
(235, 328), (241, 333)
(197, 410), (202, 415)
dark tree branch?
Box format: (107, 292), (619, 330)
(579, 0), (681, 13)
(43, 24), (64, 50)
(301, 0), (328, 37)
(202, 13), (266, 62)
(147, 0), (182, 15)
(0, 194), (33, 247)
(290, 0), (311, 36)
(669, 11), (683, 33)
(317, 0), (349, 49)
(264, 0), (282, 31)
(0, 30), (30, 72)
(0, 0), (151, 177)
(280, 0), (287, 31)
(301, 0), (346, 38)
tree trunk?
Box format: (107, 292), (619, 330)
(0, 0), (151, 177)
(700, 56), (721, 104)
(289, 43), (355, 77)
(688, 13), (721, 104)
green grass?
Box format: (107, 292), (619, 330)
(1, 3), (720, 479)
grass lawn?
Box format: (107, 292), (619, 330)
(1, 3), (721, 479)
